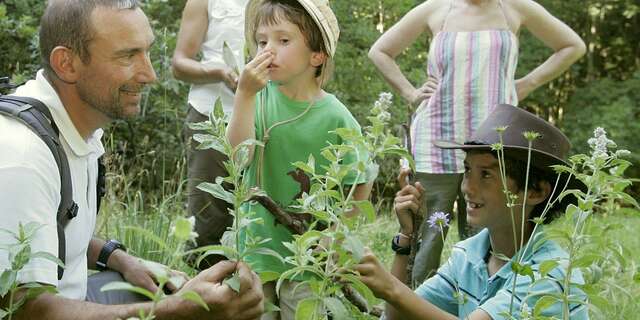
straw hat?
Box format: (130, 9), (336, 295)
(244, 0), (340, 58)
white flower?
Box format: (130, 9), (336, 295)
(379, 92), (393, 103)
(373, 92), (393, 114)
(615, 149), (631, 157)
(377, 111), (391, 122)
(588, 127), (616, 160)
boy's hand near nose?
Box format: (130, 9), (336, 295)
(227, 50), (274, 153)
(236, 50), (274, 97)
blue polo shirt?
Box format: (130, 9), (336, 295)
(415, 228), (589, 319)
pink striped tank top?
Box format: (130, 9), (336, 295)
(410, 1), (519, 173)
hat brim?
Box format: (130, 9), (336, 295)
(434, 139), (570, 169)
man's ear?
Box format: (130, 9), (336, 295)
(525, 180), (552, 206)
(49, 46), (82, 84)
(310, 51), (326, 68)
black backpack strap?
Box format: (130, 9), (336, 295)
(96, 156), (106, 214)
(0, 95), (78, 280)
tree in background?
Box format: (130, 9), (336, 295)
(1, 0), (637, 197)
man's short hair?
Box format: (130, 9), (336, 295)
(39, 0), (139, 75)
(253, 0), (327, 78)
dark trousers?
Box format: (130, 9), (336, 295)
(183, 107), (233, 270)
(86, 271), (148, 305)
(411, 172), (468, 287)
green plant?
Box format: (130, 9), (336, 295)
(550, 128), (638, 319)
(100, 216), (208, 320)
(191, 92), (412, 319)
(0, 222), (60, 320)
(488, 126), (638, 319)
(180, 98), (282, 292)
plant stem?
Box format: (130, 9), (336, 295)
(562, 167), (597, 318)
(494, 137), (520, 316)
(519, 142), (533, 262)
(8, 285), (15, 320)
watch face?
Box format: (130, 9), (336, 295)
(109, 239), (126, 252)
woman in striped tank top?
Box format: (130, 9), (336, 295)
(369, 0), (585, 287)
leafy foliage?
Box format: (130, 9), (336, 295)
(0, 223), (60, 320)
(562, 73), (640, 195)
(1, 0), (639, 318)
(2, 0), (638, 198)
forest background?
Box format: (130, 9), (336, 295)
(1, 0), (638, 197)
(1, 0), (639, 319)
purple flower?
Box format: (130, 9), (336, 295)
(427, 211), (450, 230)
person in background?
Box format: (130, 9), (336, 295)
(172, 0), (248, 269)
(368, 0), (586, 286)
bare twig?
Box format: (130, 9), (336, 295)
(402, 106), (423, 289)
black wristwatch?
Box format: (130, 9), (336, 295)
(391, 234), (411, 255)
(96, 239), (126, 271)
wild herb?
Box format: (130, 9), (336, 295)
(0, 222), (60, 320)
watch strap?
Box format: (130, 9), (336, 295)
(96, 240), (126, 271)
(391, 234), (411, 255)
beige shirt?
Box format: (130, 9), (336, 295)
(188, 0), (248, 116)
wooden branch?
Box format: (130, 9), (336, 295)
(341, 280), (383, 317)
(250, 194), (313, 235)
(402, 108), (422, 289)
(406, 209), (424, 289)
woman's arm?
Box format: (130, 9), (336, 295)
(171, 0), (237, 89)
(368, 1), (440, 105)
(513, 0), (586, 100)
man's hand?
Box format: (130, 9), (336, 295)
(171, 261), (264, 320)
(109, 251), (189, 294)
(107, 250), (159, 294)
(394, 168), (425, 236)
(236, 50), (273, 97)
(408, 76), (438, 107)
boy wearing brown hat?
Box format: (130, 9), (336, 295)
(226, 0), (370, 318)
(356, 105), (589, 319)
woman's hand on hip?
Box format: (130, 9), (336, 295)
(409, 76), (439, 107)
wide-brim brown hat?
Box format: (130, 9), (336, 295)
(244, 0), (340, 58)
(435, 104), (585, 212)
(435, 104), (572, 170)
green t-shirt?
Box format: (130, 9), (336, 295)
(239, 82), (367, 275)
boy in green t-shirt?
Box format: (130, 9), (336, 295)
(226, 0), (372, 318)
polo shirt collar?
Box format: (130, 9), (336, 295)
(458, 228), (491, 271)
(14, 70), (104, 158)
(460, 227), (547, 280)
(492, 226), (547, 281)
